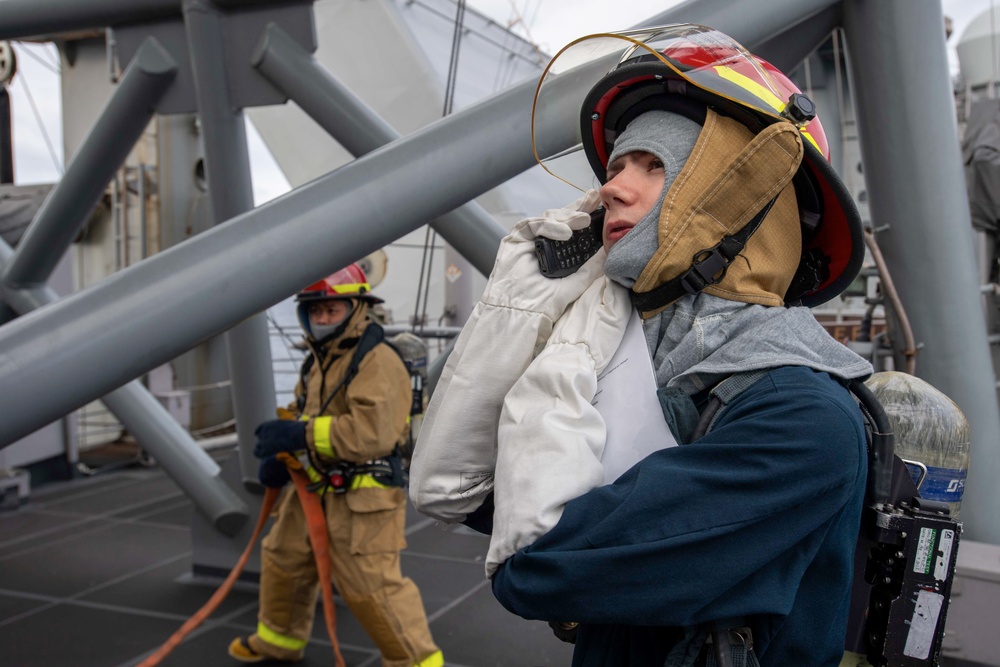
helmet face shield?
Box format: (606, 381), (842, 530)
(532, 24), (826, 191)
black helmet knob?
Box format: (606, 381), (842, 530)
(784, 92), (816, 124)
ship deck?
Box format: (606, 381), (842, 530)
(1, 445), (991, 667)
(0, 446), (573, 667)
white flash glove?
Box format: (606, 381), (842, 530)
(410, 190), (607, 524)
(486, 276), (631, 577)
(481, 189), (605, 321)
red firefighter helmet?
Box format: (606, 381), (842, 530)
(531, 24), (864, 307)
(296, 263), (384, 304)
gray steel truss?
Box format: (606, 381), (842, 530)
(0, 0), (996, 545)
(250, 22), (507, 275)
(182, 0), (279, 488)
(0, 33), (247, 534)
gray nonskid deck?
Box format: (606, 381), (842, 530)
(0, 454), (573, 667)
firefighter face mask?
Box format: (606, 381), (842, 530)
(308, 299), (364, 344)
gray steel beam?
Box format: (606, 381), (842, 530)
(751, 3), (841, 73)
(2, 38), (176, 288)
(0, 240), (248, 535)
(0, 69), (580, 447)
(0, 0), (179, 40)
(633, 0), (841, 52)
(251, 23), (506, 276)
(183, 0), (277, 487)
(843, 0), (1000, 544)
(0, 0), (308, 41)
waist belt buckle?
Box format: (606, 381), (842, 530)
(705, 627), (753, 650)
(327, 463), (354, 494)
(727, 627), (752, 651)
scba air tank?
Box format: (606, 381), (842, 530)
(387, 331), (429, 458)
(864, 372), (971, 518)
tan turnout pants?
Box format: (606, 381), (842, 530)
(249, 485), (440, 667)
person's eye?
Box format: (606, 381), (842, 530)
(650, 159), (665, 171)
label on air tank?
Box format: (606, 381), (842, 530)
(904, 464), (967, 503)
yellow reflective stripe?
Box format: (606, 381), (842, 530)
(256, 622), (307, 651)
(305, 466), (323, 484)
(415, 650), (445, 667)
(312, 415), (334, 459)
(713, 65), (784, 112)
(800, 129), (822, 154)
(713, 66), (823, 154)
(329, 282), (371, 294)
(349, 473), (391, 491)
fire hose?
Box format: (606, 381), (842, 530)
(137, 452), (346, 667)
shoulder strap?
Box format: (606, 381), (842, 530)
(347, 323), (385, 375)
(297, 352), (316, 412)
(846, 378), (894, 507)
(691, 370), (769, 441)
(316, 323), (385, 416)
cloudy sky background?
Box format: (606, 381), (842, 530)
(2, 0), (990, 202)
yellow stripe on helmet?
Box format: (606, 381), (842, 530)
(329, 282), (371, 295)
(713, 65), (823, 154)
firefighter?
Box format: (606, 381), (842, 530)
(412, 25), (872, 666)
(229, 264), (442, 667)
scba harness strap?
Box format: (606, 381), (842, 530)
(296, 322), (412, 495)
(298, 322), (422, 456)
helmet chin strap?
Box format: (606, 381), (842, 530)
(630, 111), (804, 316)
(629, 195), (777, 315)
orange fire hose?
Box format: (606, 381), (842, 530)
(284, 455), (347, 667)
(137, 453), (345, 667)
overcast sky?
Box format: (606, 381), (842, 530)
(2, 0), (989, 199)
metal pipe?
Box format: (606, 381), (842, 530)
(2, 37), (176, 288)
(0, 0), (180, 41)
(183, 0), (278, 487)
(120, 167), (129, 267)
(0, 86), (12, 183)
(0, 239), (248, 536)
(632, 0), (842, 51)
(251, 23), (507, 276)
(382, 324), (462, 339)
(749, 3), (842, 73)
(843, 0), (1000, 545)
(138, 163), (147, 258)
(0, 67), (574, 447)
(863, 228), (917, 375)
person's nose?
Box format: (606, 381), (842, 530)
(600, 165), (637, 208)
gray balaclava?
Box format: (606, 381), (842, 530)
(603, 110), (703, 289)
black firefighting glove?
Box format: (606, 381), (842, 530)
(253, 419), (307, 459)
(257, 456), (291, 488)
